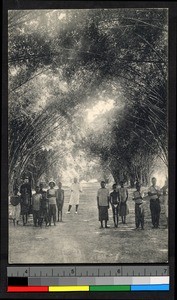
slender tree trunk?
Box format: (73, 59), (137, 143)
(130, 176), (135, 188)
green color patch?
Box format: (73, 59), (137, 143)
(90, 285), (131, 292)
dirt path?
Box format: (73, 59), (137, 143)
(9, 183), (168, 264)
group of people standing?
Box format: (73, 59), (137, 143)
(10, 177), (83, 227)
(97, 181), (130, 229)
(97, 177), (168, 230)
(10, 178), (65, 227)
(10, 175), (168, 230)
(97, 181), (128, 229)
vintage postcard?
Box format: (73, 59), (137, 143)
(7, 7), (169, 264)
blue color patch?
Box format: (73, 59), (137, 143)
(131, 284), (169, 291)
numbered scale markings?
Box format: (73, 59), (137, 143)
(7, 265), (169, 277)
(7, 265), (170, 292)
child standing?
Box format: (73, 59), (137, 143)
(20, 177), (32, 226)
(118, 181), (128, 224)
(110, 184), (120, 227)
(133, 183), (144, 230)
(56, 182), (64, 222)
(47, 181), (57, 226)
(32, 186), (42, 227)
(97, 181), (110, 229)
(39, 183), (49, 227)
(10, 188), (21, 226)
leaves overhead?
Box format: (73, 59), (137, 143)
(8, 8), (168, 186)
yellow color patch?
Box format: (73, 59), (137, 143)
(49, 286), (89, 292)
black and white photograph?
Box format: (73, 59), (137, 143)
(8, 8), (169, 264)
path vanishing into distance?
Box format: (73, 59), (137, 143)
(9, 183), (168, 264)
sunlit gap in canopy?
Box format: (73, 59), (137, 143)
(86, 99), (115, 123)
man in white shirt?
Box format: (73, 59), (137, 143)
(148, 177), (161, 229)
(67, 178), (82, 214)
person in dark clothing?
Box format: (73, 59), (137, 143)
(56, 182), (64, 222)
(97, 181), (110, 229)
(118, 181), (129, 224)
(110, 184), (120, 227)
(20, 177), (32, 226)
(161, 178), (168, 228)
(133, 183), (144, 230)
(39, 183), (49, 227)
(10, 188), (21, 226)
(148, 177), (161, 229)
(32, 186), (42, 227)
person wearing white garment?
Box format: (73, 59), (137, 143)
(67, 178), (82, 214)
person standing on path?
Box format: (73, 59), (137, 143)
(118, 181), (129, 224)
(10, 188), (21, 226)
(110, 184), (120, 228)
(56, 182), (64, 221)
(47, 181), (57, 226)
(97, 181), (110, 229)
(133, 183), (144, 230)
(161, 178), (168, 228)
(32, 186), (42, 227)
(39, 183), (49, 227)
(20, 177), (32, 226)
(148, 177), (161, 229)
(67, 178), (82, 214)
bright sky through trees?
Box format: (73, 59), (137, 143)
(8, 9), (168, 187)
(86, 99), (115, 123)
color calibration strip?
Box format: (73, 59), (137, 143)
(7, 276), (170, 292)
(7, 284), (170, 292)
(7, 267), (170, 292)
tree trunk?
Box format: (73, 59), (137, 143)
(130, 178), (135, 188)
(111, 169), (120, 185)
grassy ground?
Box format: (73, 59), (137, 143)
(9, 183), (168, 264)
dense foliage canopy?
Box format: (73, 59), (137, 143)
(8, 9), (168, 189)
